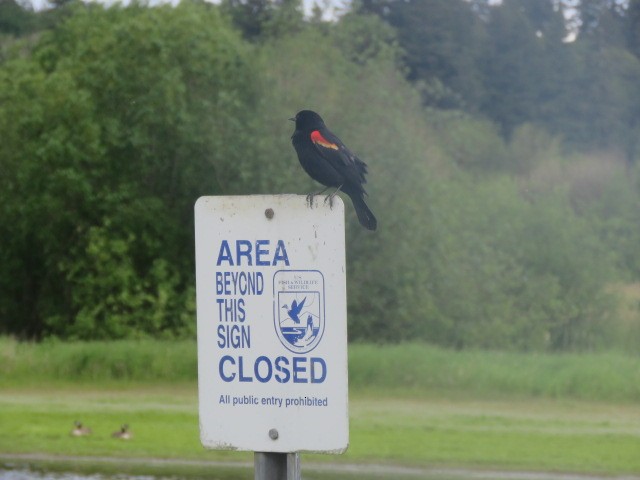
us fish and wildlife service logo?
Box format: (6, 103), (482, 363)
(273, 270), (325, 354)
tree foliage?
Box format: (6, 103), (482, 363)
(0, 1), (256, 339)
(359, 0), (640, 158)
(1, 0), (639, 351)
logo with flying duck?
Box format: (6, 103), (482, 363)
(273, 270), (325, 354)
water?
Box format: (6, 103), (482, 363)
(0, 467), (158, 480)
(0, 463), (250, 480)
(5, 461), (632, 480)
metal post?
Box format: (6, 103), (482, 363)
(286, 452), (301, 480)
(254, 452), (300, 480)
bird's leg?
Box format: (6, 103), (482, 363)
(324, 185), (343, 209)
(306, 187), (329, 208)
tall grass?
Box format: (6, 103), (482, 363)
(1, 337), (639, 402)
(348, 343), (640, 402)
(0, 337), (197, 383)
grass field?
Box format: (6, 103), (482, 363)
(3, 338), (640, 402)
(1, 338), (640, 477)
(2, 386), (640, 476)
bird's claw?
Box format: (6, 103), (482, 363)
(324, 185), (342, 210)
(306, 193), (315, 208)
(323, 194), (334, 209)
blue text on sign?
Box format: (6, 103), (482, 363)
(219, 355), (327, 384)
(216, 240), (290, 266)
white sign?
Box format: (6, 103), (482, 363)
(195, 195), (348, 453)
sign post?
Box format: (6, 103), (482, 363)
(194, 195), (349, 478)
(254, 452), (300, 480)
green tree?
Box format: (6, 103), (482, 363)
(250, 20), (616, 349)
(426, 177), (614, 351)
(578, 0), (627, 46)
(583, 166), (640, 278)
(559, 42), (640, 157)
(248, 23), (444, 341)
(0, 1), (628, 351)
(0, 1), (256, 339)
(358, 0), (487, 110)
(627, 0), (640, 57)
(220, 0), (303, 40)
(0, 0), (37, 36)
(0, 62), (103, 338)
(480, 0), (549, 135)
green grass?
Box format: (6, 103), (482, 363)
(0, 337), (197, 384)
(1, 387), (639, 475)
(2, 338), (640, 475)
(349, 343), (640, 402)
(3, 338), (640, 402)
(346, 397), (640, 473)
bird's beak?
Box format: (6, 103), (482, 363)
(289, 117), (295, 122)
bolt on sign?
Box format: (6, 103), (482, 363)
(194, 195), (349, 453)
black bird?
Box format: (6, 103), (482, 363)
(290, 110), (377, 231)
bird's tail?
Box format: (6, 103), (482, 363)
(347, 192), (377, 231)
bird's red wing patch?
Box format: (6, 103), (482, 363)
(310, 130), (339, 150)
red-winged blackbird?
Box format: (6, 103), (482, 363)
(290, 110), (377, 231)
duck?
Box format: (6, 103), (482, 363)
(70, 421), (92, 437)
(282, 297), (306, 324)
(111, 424), (133, 440)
